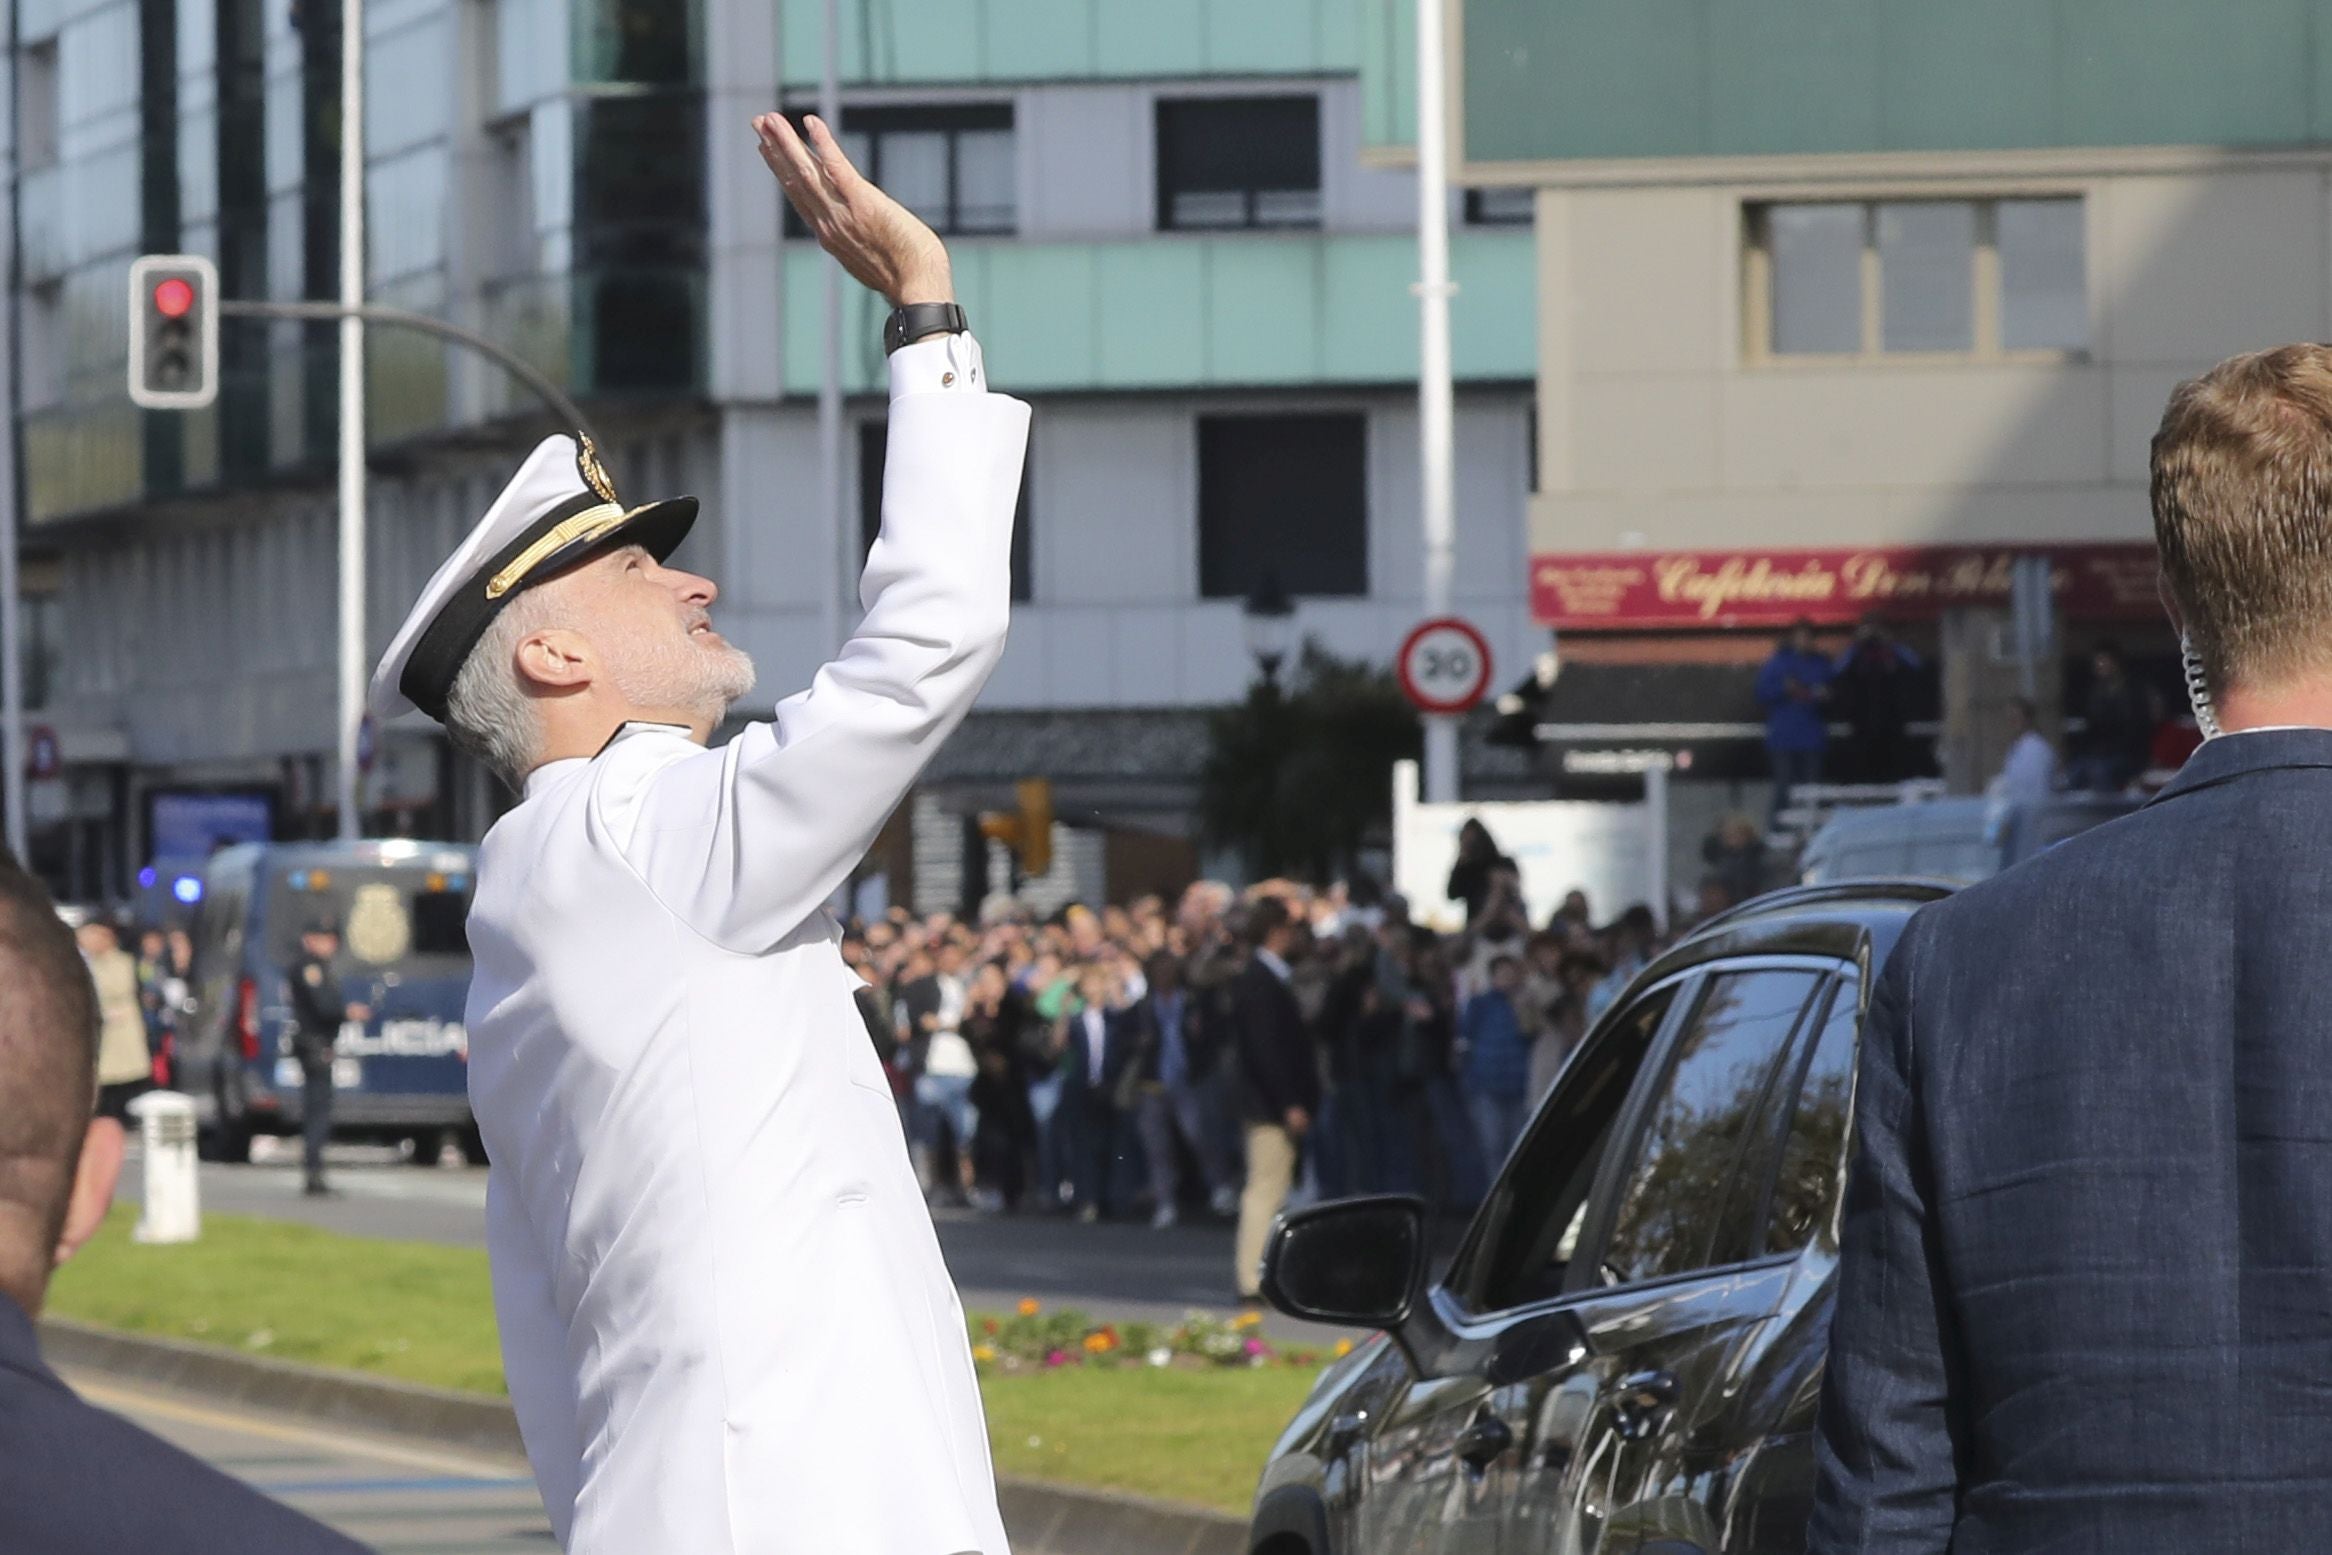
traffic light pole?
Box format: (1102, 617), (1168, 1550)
(337, 0), (366, 841)
(214, 302), (597, 443)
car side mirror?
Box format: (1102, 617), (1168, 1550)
(1261, 1194), (1427, 1329)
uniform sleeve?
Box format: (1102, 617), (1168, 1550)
(617, 336), (1030, 954)
(1807, 913), (1965, 1554)
(486, 1173), (584, 1550)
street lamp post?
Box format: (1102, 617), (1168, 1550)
(1242, 573), (1297, 691)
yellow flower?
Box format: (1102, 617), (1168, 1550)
(1333, 1338), (1354, 1358)
(972, 1344), (996, 1363)
(1231, 1310), (1262, 1331)
(1017, 1298), (1042, 1318)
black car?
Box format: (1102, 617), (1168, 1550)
(1248, 880), (1947, 1555)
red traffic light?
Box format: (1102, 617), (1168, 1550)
(153, 277), (195, 319)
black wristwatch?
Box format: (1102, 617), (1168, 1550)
(883, 301), (969, 356)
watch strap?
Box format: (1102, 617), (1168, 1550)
(884, 302), (969, 356)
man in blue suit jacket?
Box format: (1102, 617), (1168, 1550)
(0, 862), (366, 1554)
(1812, 343), (2332, 1551)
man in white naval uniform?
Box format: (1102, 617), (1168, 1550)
(368, 115), (1023, 1554)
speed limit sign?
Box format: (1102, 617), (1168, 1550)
(1397, 617), (1494, 715)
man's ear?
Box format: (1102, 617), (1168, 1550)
(2158, 575), (2186, 638)
(515, 627), (595, 693)
(55, 1118), (123, 1269)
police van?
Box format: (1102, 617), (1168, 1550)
(179, 839), (481, 1164)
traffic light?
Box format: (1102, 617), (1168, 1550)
(978, 777), (1054, 880)
(128, 253), (219, 409)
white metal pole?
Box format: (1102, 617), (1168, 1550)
(335, 0), (366, 840)
(1415, 0), (1460, 804)
(1646, 759), (1671, 931)
(817, 0), (844, 652)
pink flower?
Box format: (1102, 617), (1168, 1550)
(1045, 1349), (1069, 1368)
(1242, 1337), (1267, 1357)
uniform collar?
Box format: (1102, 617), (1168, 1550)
(2148, 725), (2332, 807)
(520, 722), (697, 800)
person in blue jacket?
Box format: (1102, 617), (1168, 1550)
(1757, 618), (1836, 823)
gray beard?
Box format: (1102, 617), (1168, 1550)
(612, 635), (758, 726)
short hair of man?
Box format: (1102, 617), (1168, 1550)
(1246, 896), (1292, 949)
(444, 588), (560, 792)
(2153, 344), (2332, 693)
(0, 864), (99, 1301)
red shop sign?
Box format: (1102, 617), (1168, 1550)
(1530, 543), (2162, 629)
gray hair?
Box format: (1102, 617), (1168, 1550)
(443, 589), (558, 792)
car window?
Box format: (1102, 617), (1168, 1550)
(1762, 975), (1860, 1257)
(1595, 969), (1823, 1288)
(1464, 983), (1677, 1313)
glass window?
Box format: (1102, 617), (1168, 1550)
(1878, 202), (1976, 352)
(1758, 196), (2086, 359)
(1467, 986), (1677, 1312)
(1764, 977), (1859, 1256)
(1767, 204), (1864, 355)
(1466, 186), (1534, 226)
(1156, 95), (1322, 232)
(1197, 414), (1367, 599)
(954, 127), (1016, 234)
(1597, 970), (1822, 1287)
(1999, 198), (2088, 352)
(787, 106), (1016, 239)
(862, 420), (1032, 601)
(18, 40), (60, 170)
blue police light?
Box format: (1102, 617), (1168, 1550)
(138, 867), (157, 890)
(171, 876), (203, 905)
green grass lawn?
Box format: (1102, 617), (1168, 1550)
(47, 1207), (1316, 1515)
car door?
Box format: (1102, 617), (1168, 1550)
(1349, 979), (1687, 1555)
(1714, 970), (1865, 1555)
(1494, 962), (1842, 1555)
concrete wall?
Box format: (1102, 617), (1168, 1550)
(1529, 164), (2332, 562)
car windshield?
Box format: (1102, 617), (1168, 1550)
(265, 863), (472, 974)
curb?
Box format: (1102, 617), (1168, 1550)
(40, 1319), (1251, 1555)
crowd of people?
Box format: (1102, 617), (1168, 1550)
(840, 820), (1705, 1301)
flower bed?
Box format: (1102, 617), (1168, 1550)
(968, 1298), (1354, 1374)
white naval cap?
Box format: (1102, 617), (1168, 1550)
(369, 433), (698, 724)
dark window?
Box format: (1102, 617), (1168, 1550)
(1197, 413), (1366, 599)
(1761, 976), (1859, 1257)
(1465, 186), (1534, 226)
(860, 420), (1031, 601)
(1466, 986), (1676, 1312)
(1597, 969), (1823, 1287)
(1155, 95), (1321, 231)
(786, 105), (1015, 238)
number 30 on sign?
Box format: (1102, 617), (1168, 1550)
(1397, 617), (1493, 715)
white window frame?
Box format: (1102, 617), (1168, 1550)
(1742, 194), (2089, 366)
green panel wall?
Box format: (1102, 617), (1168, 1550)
(779, 232), (1535, 395)
(1450, 0), (2332, 165)
(1359, 0), (1417, 153)
(779, 0), (1365, 87)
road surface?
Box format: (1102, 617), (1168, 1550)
(76, 1371), (549, 1553)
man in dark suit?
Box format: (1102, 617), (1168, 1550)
(1811, 343), (2332, 1552)
(0, 863), (368, 1553)
(1231, 896), (1319, 1303)
(1058, 960), (1137, 1222)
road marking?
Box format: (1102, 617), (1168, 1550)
(74, 1378), (529, 1482)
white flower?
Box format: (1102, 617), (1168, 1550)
(1147, 1347), (1172, 1368)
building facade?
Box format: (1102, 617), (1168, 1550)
(10, 0), (1540, 904)
(1373, 0), (2331, 803)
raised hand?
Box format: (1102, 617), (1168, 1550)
(754, 112), (953, 308)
